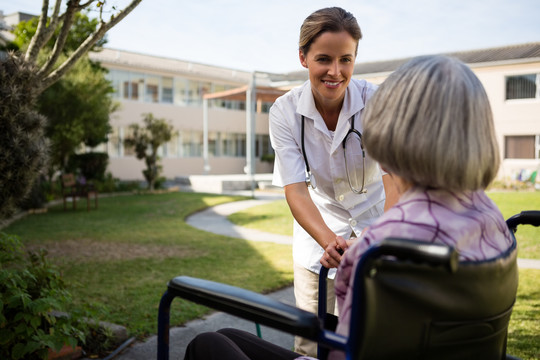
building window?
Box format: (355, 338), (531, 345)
(145, 76), (160, 103)
(180, 130), (203, 157)
(220, 133), (246, 157)
(108, 70), (129, 99)
(210, 84), (226, 108)
(131, 74), (145, 101)
(260, 102), (273, 113)
(505, 74), (538, 100)
(164, 134), (180, 157)
(162, 77), (174, 103)
(106, 69), (255, 108)
(107, 127), (122, 158)
(174, 77), (188, 106)
(505, 135), (536, 159)
(208, 131), (219, 156)
(255, 135), (273, 158)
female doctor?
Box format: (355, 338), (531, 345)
(269, 7), (398, 356)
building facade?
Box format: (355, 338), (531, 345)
(90, 43), (540, 183)
(88, 48), (285, 180)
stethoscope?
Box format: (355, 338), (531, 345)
(301, 115), (367, 194)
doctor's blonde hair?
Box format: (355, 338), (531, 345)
(363, 55), (499, 191)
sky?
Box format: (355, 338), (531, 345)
(2, 0), (540, 74)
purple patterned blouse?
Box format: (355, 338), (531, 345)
(325, 187), (514, 360)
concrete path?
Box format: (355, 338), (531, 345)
(185, 192), (293, 245)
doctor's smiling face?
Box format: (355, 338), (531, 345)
(299, 30), (357, 111)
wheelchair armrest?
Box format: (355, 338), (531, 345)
(167, 276), (321, 340)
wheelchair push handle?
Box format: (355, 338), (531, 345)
(506, 210), (540, 233)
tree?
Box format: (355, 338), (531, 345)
(124, 113), (177, 190)
(12, 11), (118, 179)
(0, 0), (142, 219)
(38, 58), (118, 176)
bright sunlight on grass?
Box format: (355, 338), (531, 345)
(3, 192), (294, 338)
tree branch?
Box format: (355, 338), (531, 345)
(25, 0), (50, 64)
(37, 0), (142, 93)
(25, 0), (63, 65)
(79, 1), (95, 9)
(37, 0), (80, 77)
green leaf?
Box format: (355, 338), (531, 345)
(52, 338), (65, 352)
(30, 316), (41, 329)
(11, 342), (27, 360)
(23, 340), (42, 355)
(14, 322), (28, 335)
(14, 311), (25, 322)
(0, 328), (14, 344)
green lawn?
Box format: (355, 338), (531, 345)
(3, 190), (538, 359)
(3, 192), (294, 338)
(508, 269), (540, 360)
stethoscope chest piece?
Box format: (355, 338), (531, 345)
(305, 171), (314, 189)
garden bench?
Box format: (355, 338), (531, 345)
(61, 173), (98, 211)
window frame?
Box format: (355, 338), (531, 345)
(505, 73), (540, 101)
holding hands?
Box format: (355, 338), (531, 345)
(321, 235), (357, 268)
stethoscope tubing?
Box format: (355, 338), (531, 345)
(301, 115), (367, 194)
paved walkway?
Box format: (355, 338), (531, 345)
(109, 190), (540, 360)
(185, 191), (293, 245)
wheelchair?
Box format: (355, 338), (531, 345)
(157, 211), (539, 360)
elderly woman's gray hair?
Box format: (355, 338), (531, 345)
(363, 55), (499, 191)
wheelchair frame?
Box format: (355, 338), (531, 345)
(157, 210), (539, 360)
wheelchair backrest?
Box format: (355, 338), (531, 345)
(348, 237), (518, 360)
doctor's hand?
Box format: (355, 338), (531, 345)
(320, 235), (350, 269)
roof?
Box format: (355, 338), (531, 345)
(90, 48), (254, 85)
(90, 42), (540, 90)
(283, 42), (540, 80)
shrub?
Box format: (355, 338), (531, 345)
(0, 54), (49, 219)
(154, 176), (167, 190)
(84, 323), (114, 358)
(261, 153), (275, 163)
(67, 152), (109, 181)
(0, 233), (86, 359)
(116, 180), (142, 192)
(19, 177), (48, 211)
